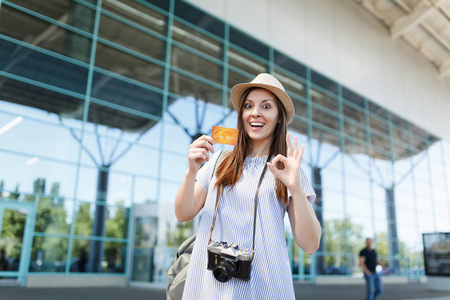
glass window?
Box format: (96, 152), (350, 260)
(35, 196), (73, 235)
(132, 215), (158, 281)
(105, 172), (132, 207)
(174, 2), (225, 38)
(311, 71), (337, 95)
(160, 151), (187, 182)
(274, 50), (306, 79)
(91, 75), (164, 118)
(30, 236), (68, 272)
(397, 208), (419, 249)
(102, 0), (167, 36)
(133, 177), (158, 204)
(0, 5), (92, 62)
(74, 201), (93, 237)
(0, 208), (28, 269)
(226, 71), (250, 111)
(137, 0), (169, 12)
(171, 45), (222, 84)
(70, 238), (90, 273)
(0, 152), (77, 200)
(345, 139), (368, 163)
(274, 69), (306, 99)
(228, 47), (268, 77)
(0, 79), (86, 132)
(342, 87), (365, 110)
(322, 191), (344, 213)
(346, 194), (372, 217)
(162, 120), (194, 153)
(94, 43), (165, 88)
(0, 109), (82, 164)
(418, 209), (435, 233)
(77, 147), (160, 203)
(311, 126), (341, 162)
(172, 21), (223, 59)
(370, 116), (389, 142)
(311, 88), (338, 113)
(288, 119), (309, 139)
(229, 27), (269, 60)
(106, 205), (129, 239)
(159, 181), (180, 203)
(89, 241), (127, 273)
(1, 41), (89, 94)
(312, 112), (339, 140)
(343, 100), (365, 123)
(169, 72), (222, 105)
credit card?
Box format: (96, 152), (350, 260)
(211, 126), (239, 146)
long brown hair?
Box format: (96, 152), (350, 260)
(215, 87), (289, 204)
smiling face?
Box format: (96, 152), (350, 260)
(241, 88), (279, 152)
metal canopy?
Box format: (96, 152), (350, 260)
(355, 0), (450, 78)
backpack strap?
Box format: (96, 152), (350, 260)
(210, 149), (231, 180)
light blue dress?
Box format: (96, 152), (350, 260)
(182, 151), (316, 300)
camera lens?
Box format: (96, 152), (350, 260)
(213, 259), (236, 282)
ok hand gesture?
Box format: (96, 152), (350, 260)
(267, 133), (304, 192)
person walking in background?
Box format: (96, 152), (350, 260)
(359, 238), (390, 300)
(174, 73), (322, 299)
(0, 249), (8, 278)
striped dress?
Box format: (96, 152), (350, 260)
(182, 150), (316, 300)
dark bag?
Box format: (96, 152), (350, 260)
(166, 234), (196, 300)
(166, 150), (230, 300)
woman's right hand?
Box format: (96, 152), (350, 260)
(188, 135), (216, 173)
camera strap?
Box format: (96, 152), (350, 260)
(208, 155), (270, 260)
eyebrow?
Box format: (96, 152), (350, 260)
(244, 99), (274, 103)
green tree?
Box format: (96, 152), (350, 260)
(166, 220), (194, 247)
(27, 178), (69, 270)
(324, 217), (364, 268)
(0, 208), (27, 258)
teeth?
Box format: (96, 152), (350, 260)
(250, 122), (264, 127)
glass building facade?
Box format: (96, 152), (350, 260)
(0, 0), (449, 286)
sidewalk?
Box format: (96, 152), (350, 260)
(0, 281), (449, 300)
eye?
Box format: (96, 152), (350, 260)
(244, 103), (252, 109)
(263, 104), (271, 109)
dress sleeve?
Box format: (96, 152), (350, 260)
(287, 167), (316, 205)
(195, 150), (223, 194)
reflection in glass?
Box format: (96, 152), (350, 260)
(98, 15), (166, 62)
(172, 21), (223, 60)
(35, 196), (71, 235)
(102, 241), (126, 273)
(102, 0), (167, 36)
(70, 239), (90, 273)
(0, 208), (27, 271)
(30, 236), (68, 272)
(171, 46), (222, 84)
(132, 216), (158, 281)
(0, 5), (93, 62)
(274, 70), (306, 99)
(228, 47), (267, 77)
(95, 43), (165, 88)
(106, 205), (129, 240)
(169, 72), (222, 105)
(74, 202), (93, 237)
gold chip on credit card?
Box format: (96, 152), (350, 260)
(211, 126), (239, 146)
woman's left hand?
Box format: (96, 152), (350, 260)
(267, 133), (304, 192)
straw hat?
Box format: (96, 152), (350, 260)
(230, 73), (295, 124)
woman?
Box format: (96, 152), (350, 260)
(174, 73), (322, 299)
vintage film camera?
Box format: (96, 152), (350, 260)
(207, 240), (252, 282)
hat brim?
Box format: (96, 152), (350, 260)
(230, 83), (295, 124)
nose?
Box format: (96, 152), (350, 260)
(251, 106), (261, 117)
